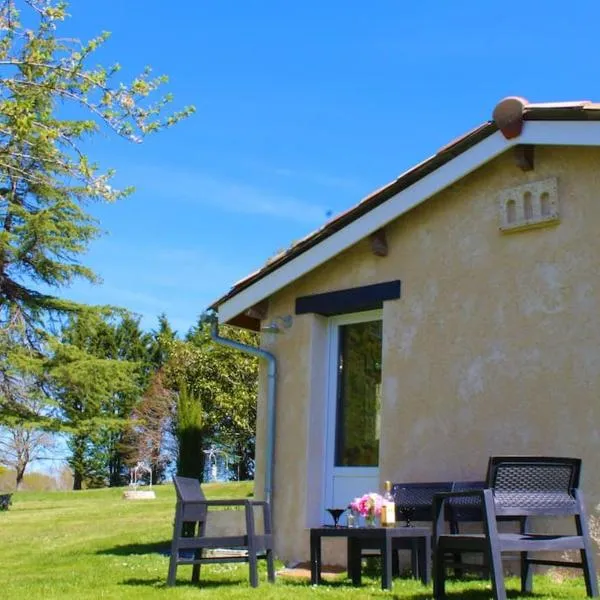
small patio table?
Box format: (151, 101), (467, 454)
(309, 525), (431, 591)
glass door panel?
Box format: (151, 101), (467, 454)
(335, 320), (382, 467)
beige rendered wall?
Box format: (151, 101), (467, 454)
(254, 145), (600, 565)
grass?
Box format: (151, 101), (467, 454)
(0, 482), (592, 599)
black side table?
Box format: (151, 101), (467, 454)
(310, 525), (431, 591)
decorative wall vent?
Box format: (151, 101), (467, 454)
(498, 177), (559, 233)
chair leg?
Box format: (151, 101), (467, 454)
(484, 546), (507, 600)
(520, 518), (532, 594)
(167, 551), (178, 587)
(266, 548), (275, 583)
(519, 552), (531, 594)
(580, 547), (599, 598)
(482, 490), (506, 600)
(190, 521), (202, 583)
(450, 522), (464, 578)
(575, 491), (599, 597)
(262, 502), (275, 584)
(245, 502), (259, 588)
(577, 520), (599, 596)
(432, 545), (445, 599)
(248, 548), (259, 588)
(481, 552), (490, 579)
(167, 508), (183, 586)
(191, 549), (202, 583)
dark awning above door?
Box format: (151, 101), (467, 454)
(295, 280), (401, 316)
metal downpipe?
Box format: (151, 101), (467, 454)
(210, 321), (276, 505)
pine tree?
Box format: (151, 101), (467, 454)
(50, 311), (156, 489)
(0, 1), (193, 422)
(175, 381), (203, 480)
(148, 313), (177, 369)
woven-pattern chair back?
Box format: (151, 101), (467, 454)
(447, 480), (485, 522)
(173, 476), (207, 521)
(487, 457), (581, 515)
(391, 482), (453, 521)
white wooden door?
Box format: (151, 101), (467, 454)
(323, 310), (383, 519)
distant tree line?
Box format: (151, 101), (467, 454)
(1, 309), (258, 489)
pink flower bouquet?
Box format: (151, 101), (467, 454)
(349, 492), (384, 520)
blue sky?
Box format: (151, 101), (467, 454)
(60, 1), (600, 335)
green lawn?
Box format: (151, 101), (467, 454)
(0, 483), (591, 599)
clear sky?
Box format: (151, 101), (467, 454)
(60, 1), (600, 334)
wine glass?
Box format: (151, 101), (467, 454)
(400, 505), (414, 527)
(326, 507), (346, 527)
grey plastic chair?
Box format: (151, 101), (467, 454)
(167, 476), (275, 588)
(432, 456), (599, 600)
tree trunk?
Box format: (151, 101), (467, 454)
(236, 439), (254, 481)
(108, 453), (122, 487)
(70, 434), (86, 490)
(108, 430), (126, 487)
(150, 447), (165, 485)
(73, 469), (83, 490)
(15, 463), (26, 489)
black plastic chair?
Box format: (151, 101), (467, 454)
(446, 480), (487, 530)
(391, 480), (478, 578)
(432, 456), (599, 600)
(445, 480), (488, 578)
(393, 482), (454, 525)
(368, 482), (454, 579)
(167, 476), (275, 588)
(350, 482), (452, 582)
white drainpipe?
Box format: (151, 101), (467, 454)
(210, 321), (276, 505)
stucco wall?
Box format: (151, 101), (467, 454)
(255, 145), (600, 565)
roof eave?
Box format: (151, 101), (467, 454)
(209, 121), (498, 313)
(212, 102), (600, 327)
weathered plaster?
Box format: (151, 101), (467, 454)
(254, 145), (600, 566)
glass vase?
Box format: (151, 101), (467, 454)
(364, 513), (377, 528)
(347, 510), (359, 528)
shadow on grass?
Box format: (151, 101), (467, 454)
(121, 573), (548, 598)
(96, 540), (171, 556)
(282, 576), (351, 589)
(286, 580), (543, 599)
(399, 577), (544, 600)
(404, 592), (540, 600)
(122, 577), (245, 589)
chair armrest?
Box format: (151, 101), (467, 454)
(200, 499), (250, 507)
(187, 499), (269, 510)
(205, 499), (269, 508)
(433, 489), (500, 542)
(178, 499), (250, 508)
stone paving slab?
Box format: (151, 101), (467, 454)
(277, 562), (345, 581)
